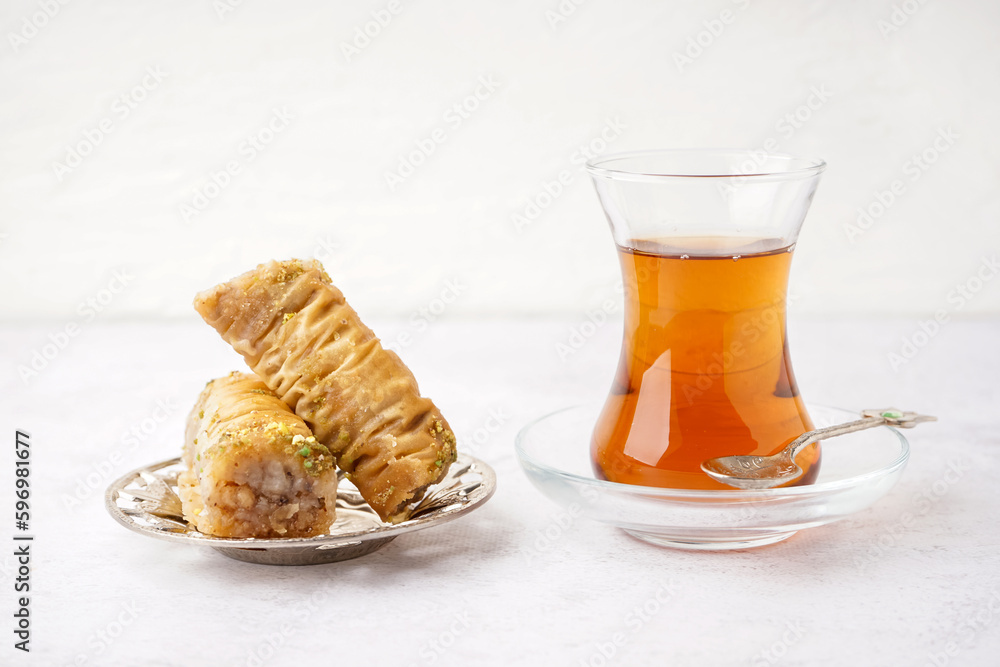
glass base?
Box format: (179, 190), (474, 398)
(622, 528), (796, 551)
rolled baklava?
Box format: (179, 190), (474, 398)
(193, 259), (458, 524)
(179, 371), (338, 538)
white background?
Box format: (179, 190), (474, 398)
(1, 0), (998, 321)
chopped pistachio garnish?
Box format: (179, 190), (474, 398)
(298, 441), (334, 477)
(275, 264), (304, 283)
(265, 421), (292, 436)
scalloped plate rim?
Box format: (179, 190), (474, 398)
(105, 452), (497, 550)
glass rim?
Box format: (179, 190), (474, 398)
(586, 148), (827, 182)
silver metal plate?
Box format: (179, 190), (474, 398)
(106, 453), (496, 565)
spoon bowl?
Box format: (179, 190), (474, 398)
(702, 408), (937, 489)
(701, 449), (803, 490)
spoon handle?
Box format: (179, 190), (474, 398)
(788, 408), (938, 459)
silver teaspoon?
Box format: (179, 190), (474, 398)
(701, 408), (937, 490)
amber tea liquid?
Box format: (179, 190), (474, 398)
(592, 238), (820, 490)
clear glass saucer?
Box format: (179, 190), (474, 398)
(515, 403), (909, 551)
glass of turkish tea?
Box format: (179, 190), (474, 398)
(586, 150), (826, 490)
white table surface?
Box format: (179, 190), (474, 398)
(1, 316), (997, 666)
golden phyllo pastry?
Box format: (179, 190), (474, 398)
(179, 371), (338, 538)
(193, 259), (458, 523)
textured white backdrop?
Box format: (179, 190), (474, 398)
(1, 0), (998, 321)
(2, 4), (999, 666)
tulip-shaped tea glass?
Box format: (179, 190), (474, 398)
(586, 150), (826, 491)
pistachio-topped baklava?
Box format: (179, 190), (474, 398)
(193, 259), (458, 524)
(179, 371), (338, 538)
